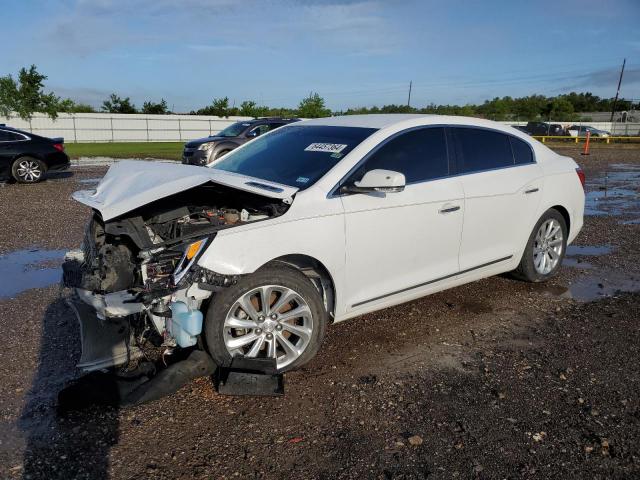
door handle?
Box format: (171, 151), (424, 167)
(524, 188), (539, 194)
(439, 205), (460, 214)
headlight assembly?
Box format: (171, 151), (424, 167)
(198, 142), (215, 151)
(172, 239), (207, 284)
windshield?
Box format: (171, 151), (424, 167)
(217, 122), (251, 137)
(211, 125), (377, 189)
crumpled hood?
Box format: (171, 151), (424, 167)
(73, 160), (298, 221)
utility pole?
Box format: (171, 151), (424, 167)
(610, 58), (626, 122)
(407, 81), (412, 108)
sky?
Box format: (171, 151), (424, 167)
(2, 0), (639, 112)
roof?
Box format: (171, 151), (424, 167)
(300, 114), (434, 129)
(299, 114), (537, 136)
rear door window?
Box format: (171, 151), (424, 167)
(354, 127), (449, 184)
(452, 127), (514, 173)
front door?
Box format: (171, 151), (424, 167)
(339, 127), (465, 311)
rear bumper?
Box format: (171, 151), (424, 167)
(49, 161), (71, 172)
(46, 151), (71, 171)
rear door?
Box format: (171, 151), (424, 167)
(0, 129), (18, 179)
(340, 126), (465, 310)
(451, 127), (543, 271)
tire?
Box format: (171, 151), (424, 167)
(512, 208), (567, 283)
(12, 157), (47, 183)
(204, 265), (327, 372)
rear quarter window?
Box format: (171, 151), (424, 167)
(510, 137), (534, 165)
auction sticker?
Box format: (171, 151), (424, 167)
(304, 143), (347, 153)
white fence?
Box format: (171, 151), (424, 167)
(1, 112), (638, 142)
(0, 113), (253, 143)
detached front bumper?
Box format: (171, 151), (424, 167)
(67, 294), (143, 372)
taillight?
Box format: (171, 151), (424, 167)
(576, 168), (585, 189)
(53, 143), (64, 152)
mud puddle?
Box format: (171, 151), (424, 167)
(0, 248), (67, 299)
(563, 244), (613, 269)
(537, 271), (640, 302)
(585, 164), (640, 217)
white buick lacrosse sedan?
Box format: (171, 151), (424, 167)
(66, 115), (585, 373)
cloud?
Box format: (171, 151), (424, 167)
(289, 1), (401, 56)
(50, 85), (113, 106)
(562, 66), (640, 90)
(187, 44), (248, 53)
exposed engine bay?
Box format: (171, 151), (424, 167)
(63, 181), (291, 372)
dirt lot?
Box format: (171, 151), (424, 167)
(0, 147), (639, 479)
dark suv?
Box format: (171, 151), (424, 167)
(182, 117), (300, 166)
(0, 125), (70, 183)
(521, 122), (566, 136)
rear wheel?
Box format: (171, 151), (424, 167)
(204, 265), (327, 372)
(12, 157), (46, 183)
(513, 209), (567, 282)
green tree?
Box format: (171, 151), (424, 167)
(239, 100), (258, 117)
(102, 93), (137, 113)
(297, 92), (331, 118)
(197, 97), (231, 117)
(210, 97), (230, 117)
(544, 98), (577, 121)
(142, 98), (169, 114)
(0, 65), (67, 120)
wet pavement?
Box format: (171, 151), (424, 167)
(0, 249), (66, 300)
(585, 163), (640, 218)
(0, 149), (639, 479)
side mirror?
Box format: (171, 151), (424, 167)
(341, 169), (406, 194)
(246, 130), (259, 138)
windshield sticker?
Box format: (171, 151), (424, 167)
(304, 143), (348, 154)
(296, 176), (310, 184)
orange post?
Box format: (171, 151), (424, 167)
(581, 131), (591, 156)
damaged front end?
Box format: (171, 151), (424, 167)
(63, 170), (291, 372)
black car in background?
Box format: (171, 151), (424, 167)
(0, 125), (70, 183)
(517, 122), (567, 136)
(182, 117), (300, 166)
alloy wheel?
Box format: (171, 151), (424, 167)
(223, 285), (314, 369)
(533, 218), (563, 275)
(16, 160), (42, 182)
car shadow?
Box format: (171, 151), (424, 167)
(19, 298), (119, 480)
(46, 171), (74, 181)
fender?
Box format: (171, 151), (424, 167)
(211, 141), (240, 160)
(196, 187), (348, 315)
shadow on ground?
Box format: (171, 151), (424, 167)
(19, 298), (119, 480)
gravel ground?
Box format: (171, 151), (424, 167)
(0, 147), (639, 479)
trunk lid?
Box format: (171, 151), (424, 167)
(73, 160), (298, 221)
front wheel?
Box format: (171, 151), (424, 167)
(12, 157), (47, 183)
(512, 209), (567, 282)
(204, 265), (327, 372)
(215, 149), (232, 160)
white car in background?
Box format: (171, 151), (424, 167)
(64, 114), (585, 373)
(567, 125), (611, 137)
